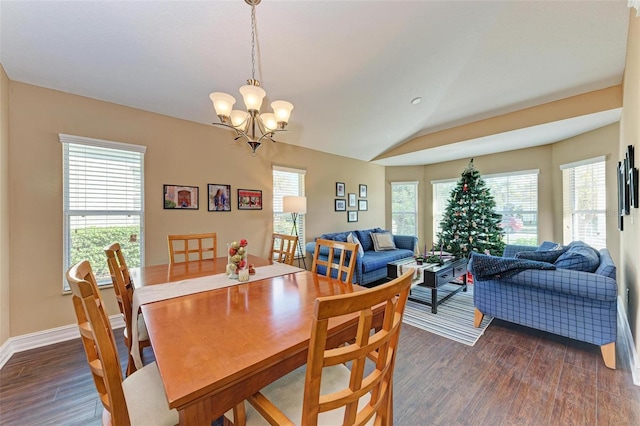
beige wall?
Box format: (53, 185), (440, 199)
(1, 65), (10, 344)
(6, 82), (384, 338)
(620, 11), (640, 357)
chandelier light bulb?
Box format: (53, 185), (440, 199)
(239, 84), (266, 111)
(209, 92), (236, 119)
(260, 113), (278, 132)
(230, 110), (249, 130)
(271, 100), (294, 126)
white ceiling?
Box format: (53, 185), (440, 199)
(0, 1), (631, 166)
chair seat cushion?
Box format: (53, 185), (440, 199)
(231, 365), (373, 425)
(123, 313), (149, 342)
(122, 361), (179, 425)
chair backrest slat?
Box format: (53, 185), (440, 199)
(311, 239), (358, 284)
(302, 269), (413, 425)
(167, 232), (217, 263)
(269, 233), (299, 265)
(67, 260), (130, 425)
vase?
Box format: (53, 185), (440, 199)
(227, 242), (248, 279)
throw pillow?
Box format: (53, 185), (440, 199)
(554, 243), (600, 273)
(515, 250), (564, 263)
(347, 232), (365, 258)
(370, 232), (397, 251)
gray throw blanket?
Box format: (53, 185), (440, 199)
(470, 252), (556, 280)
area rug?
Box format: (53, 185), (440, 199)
(402, 283), (493, 346)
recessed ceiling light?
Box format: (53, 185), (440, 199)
(411, 97), (422, 105)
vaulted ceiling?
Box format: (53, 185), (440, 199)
(0, 1), (630, 165)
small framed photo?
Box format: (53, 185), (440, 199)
(238, 189), (262, 210)
(336, 182), (345, 197)
(164, 185), (199, 209)
(358, 199), (368, 211)
(208, 184), (231, 212)
(359, 184), (367, 198)
(348, 193), (357, 207)
(348, 211), (358, 222)
(335, 199), (346, 211)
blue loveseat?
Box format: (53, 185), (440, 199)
(469, 241), (618, 369)
(305, 228), (417, 286)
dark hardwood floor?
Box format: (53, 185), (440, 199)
(1, 318), (639, 425)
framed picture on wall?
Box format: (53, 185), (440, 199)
(359, 184), (367, 198)
(238, 189), (262, 210)
(358, 199), (368, 211)
(335, 199), (346, 211)
(164, 185), (199, 210)
(348, 193), (357, 207)
(208, 184), (231, 211)
(336, 182), (345, 197)
(348, 211), (358, 222)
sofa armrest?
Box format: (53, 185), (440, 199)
(503, 244), (537, 258)
(487, 268), (617, 301)
(393, 235), (417, 251)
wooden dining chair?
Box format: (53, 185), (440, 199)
(104, 242), (150, 376)
(66, 260), (180, 426)
(269, 233), (298, 265)
(231, 268), (414, 426)
(311, 238), (358, 284)
(167, 232), (217, 263)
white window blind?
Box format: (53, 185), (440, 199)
(273, 166), (306, 258)
(61, 134), (145, 291)
(433, 170), (538, 246)
(561, 157), (606, 248)
(391, 182), (418, 236)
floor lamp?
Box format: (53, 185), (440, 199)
(283, 196), (307, 270)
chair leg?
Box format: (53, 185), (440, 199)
(474, 308), (484, 328)
(600, 342), (616, 369)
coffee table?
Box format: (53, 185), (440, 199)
(387, 257), (468, 313)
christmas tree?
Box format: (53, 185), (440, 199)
(436, 159), (505, 258)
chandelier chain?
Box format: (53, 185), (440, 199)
(250, 4), (256, 81)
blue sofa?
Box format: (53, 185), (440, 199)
(305, 228), (417, 286)
(470, 241), (618, 369)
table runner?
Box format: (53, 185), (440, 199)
(131, 262), (303, 368)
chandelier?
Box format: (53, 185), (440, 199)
(209, 0), (294, 155)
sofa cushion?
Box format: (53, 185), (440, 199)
(595, 249), (616, 279)
(371, 232), (397, 251)
(355, 228), (383, 252)
(347, 232), (365, 258)
(554, 242), (600, 273)
(360, 249), (414, 273)
(319, 231), (349, 242)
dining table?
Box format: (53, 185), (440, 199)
(129, 255), (378, 425)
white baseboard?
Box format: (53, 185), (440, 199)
(0, 315), (124, 370)
(618, 296), (640, 385)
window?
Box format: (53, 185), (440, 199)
(391, 182), (418, 236)
(273, 166), (305, 257)
(561, 156), (606, 248)
(61, 134), (145, 291)
(433, 170), (538, 246)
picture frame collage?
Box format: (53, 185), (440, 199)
(163, 184), (262, 211)
(618, 145), (638, 231)
(335, 182), (367, 222)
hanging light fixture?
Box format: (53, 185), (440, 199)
(209, 0), (294, 155)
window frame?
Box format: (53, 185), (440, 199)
(272, 165), (306, 258)
(560, 156), (607, 249)
(60, 134), (146, 292)
(390, 181), (419, 237)
(432, 170), (539, 246)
